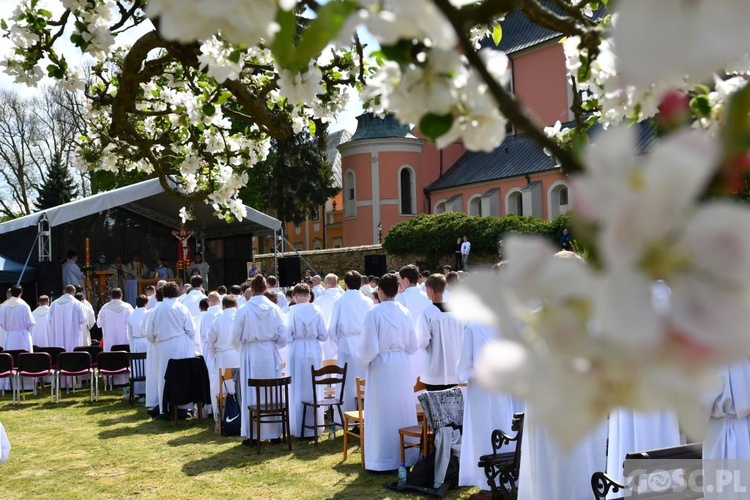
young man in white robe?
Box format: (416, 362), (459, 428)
(143, 287), (163, 411)
(181, 275), (208, 319)
(145, 285), (157, 310)
(126, 295), (149, 399)
(31, 296), (52, 348)
(357, 273), (419, 471)
(0, 285), (35, 351)
(328, 270), (373, 413)
(395, 265), (432, 379)
(311, 275), (325, 299)
(206, 294), (241, 424)
(76, 292), (95, 347)
(314, 273), (342, 359)
(231, 275), (287, 443)
(457, 321), (519, 489)
(285, 283), (328, 438)
(49, 285), (86, 352)
(417, 274), (465, 391)
(198, 292), (222, 356)
(143, 281), (196, 417)
(266, 275), (288, 310)
(97, 288), (134, 351)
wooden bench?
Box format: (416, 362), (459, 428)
(592, 443), (702, 499)
(477, 412), (524, 499)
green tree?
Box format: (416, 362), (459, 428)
(34, 153), (78, 210)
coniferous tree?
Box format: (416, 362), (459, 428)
(34, 153), (78, 210)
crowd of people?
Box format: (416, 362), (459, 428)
(1, 254), (749, 499)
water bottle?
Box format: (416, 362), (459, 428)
(328, 421), (336, 440)
(398, 463), (407, 487)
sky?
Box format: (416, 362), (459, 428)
(0, 0), (364, 133)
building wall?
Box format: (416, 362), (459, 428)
(512, 42), (570, 127)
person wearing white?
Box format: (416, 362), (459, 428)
(457, 322), (520, 489)
(314, 273), (341, 359)
(460, 236), (471, 271)
(31, 296), (52, 348)
(126, 295), (149, 397)
(357, 273), (419, 471)
(189, 252), (210, 289)
(417, 274), (465, 390)
(206, 295), (241, 422)
(266, 276), (288, 310)
(395, 265), (432, 379)
(181, 275), (207, 319)
(285, 283), (328, 437)
(142, 296), (161, 410)
(49, 285), (86, 352)
(143, 282), (196, 415)
(123, 253), (150, 280)
(77, 292), (96, 347)
(0, 285), (35, 351)
(145, 285), (157, 310)
(198, 292), (221, 353)
(231, 275), (287, 440)
(97, 288), (134, 351)
(328, 271), (373, 413)
(311, 275), (325, 299)
(0, 420), (10, 463)
(61, 250), (84, 289)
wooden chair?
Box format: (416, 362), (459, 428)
(301, 362), (347, 444)
(247, 376), (292, 454)
(478, 412), (525, 499)
(215, 367), (236, 435)
(342, 377), (365, 467)
(399, 377), (433, 463)
(128, 352), (147, 407)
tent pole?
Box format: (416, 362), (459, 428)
(273, 230), (278, 277)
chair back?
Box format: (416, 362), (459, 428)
(35, 347), (66, 368)
(414, 376), (427, 393)
(74, 345), (103, 366)
(310, 363), (347, 405)
(0, 352), (13, 376)
(129, 352), (147, 381)
(354, 377), (365, 418)
(97, 351), (130, 373)
(248, 376), (291, 412)
(110, 344), (130, 352)
(18, 352), (52, 375)
(3, 349), (28, 368)
(57, 351), (92, 374)
(322, 358), (338, 367)
(510, 412), (525, 470)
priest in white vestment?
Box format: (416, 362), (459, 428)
(328, 271), (373, 413)
(197, 292), (221, 357)
(126, 295), (149, 398)
(97, 288), (134, 351)
(457, 322), (519, 489)
(231, 275), (287, 440)
(0, 285), (35, 351)
(358, 273), (419, 471)
(206, 295), (240, 421)
(143, 282), (196, 415)
(142, 296), (161, 410)
(0, 420), (10, 463)
(417, 274), (465, 391)
(285, 283), (328, 438)
(313, 273), (341, 359)
(49, 285), (86, 351)
(31, 296), (52, 348)
(395, 265), (432, 380)
(76, 292), (95, 347)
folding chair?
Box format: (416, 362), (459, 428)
(343, 377), (365, 467)
(301, 362), (347, 444)
(0, 353), (15, 402)
(35, 346), (65, 371)
(110, 344), (130, 352)
(74, 345), (103, 369)
(95, 351), (130, 400)
(56, 351), (93, 402)
(16, 352), (55, 403)
(247, 376), (292, 454)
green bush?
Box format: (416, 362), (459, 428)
(383, 212), (573, 268)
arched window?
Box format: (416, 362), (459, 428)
(548, 181), (570, 218)
(507, 189), (523, 216)
(468, 195), (482, 216)
(434, 200), (446, 214)
(398, 166), (416, 215)
(344, 170), (356, 218)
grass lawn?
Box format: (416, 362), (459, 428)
(0, 388), (477, 499)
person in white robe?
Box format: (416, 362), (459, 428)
(197, 292), (221, 356)
(143, 293), (162, 410)
(328, 271), (373, 413)
(143, 281), (196, 415)
(285, 283), (328, 438)
(31, 296), (52, 348)
(312, 273), (341, 359)
(0, 285), (35, 351)
(76, 292), (95, 347)
(0, 420), (10, 463)
(206, 295), (241, 421)
(395, 265), (432, 380)
(311, 275), (325, 299)
(231, 275), (287, 441)
(126, 295), (149, 398)
(266, 276), (288, 310)
(97, 288), (134, 351)
(457, 322), (520, 489)
(182, 275), (208, 319)
(357, 273), (419, 471)
(145, 285), (157, 310)
(417, 274), (465, 391)
(49, 285), (86, 351)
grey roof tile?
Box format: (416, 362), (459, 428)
(326, 129), (351, 188)
(350, 112), (416, 141)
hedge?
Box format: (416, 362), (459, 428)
(382, 212), (573, 267)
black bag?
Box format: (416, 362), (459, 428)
(385, 452), (460, 497)
(220, 382), (241, 437)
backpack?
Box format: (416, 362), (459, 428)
(386, 451), (460, 497)
(220, 382), (241, 437)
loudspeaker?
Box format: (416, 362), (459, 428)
(277, 257), (301, 288)
(364, 254), (387, 278)
(37, 261), (63, 298)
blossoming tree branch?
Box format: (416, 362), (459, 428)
(6, 0), (750, 445)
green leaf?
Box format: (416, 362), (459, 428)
(492, 24), (503, 46)
(308, 120), (316, 135)
(270, 7), (296, 71)
(228, 48), (242, 64)
(419, 113), (453, 141)
(379, 40), (413, 63)
(38, 9), (52, 18)
(217, 91), (233, 105)
(689, 94), (711, 119)
(693, 84), (710, 95)
(722, 82), (750, 159)
(202, 103), (216, 116)
(1, 19), (8, 30)
(291, 0), (357, 72)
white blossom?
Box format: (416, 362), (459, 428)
(277, 62), (325, 105)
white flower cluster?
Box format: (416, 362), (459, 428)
(197, 37), (246, 84)
(277, 62), (325, 105)
(362, 0), (456, 51)
(454, 126), (750, 446)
